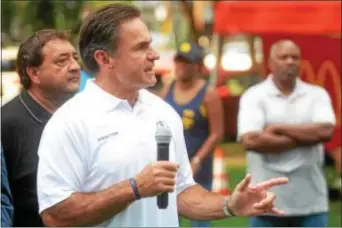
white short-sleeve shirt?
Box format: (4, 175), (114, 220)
(37, 80), (196, 227)
(237, 75), (336, 215)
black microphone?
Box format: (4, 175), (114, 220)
(155, 121), (172, 209)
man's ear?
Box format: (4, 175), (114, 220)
(94, 50), (115, 69)
(26, 67), (41, 85)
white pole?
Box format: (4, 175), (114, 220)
(209, 33), (221, 86)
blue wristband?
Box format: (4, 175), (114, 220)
(129, 178), (141, 200)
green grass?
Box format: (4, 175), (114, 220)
(180, 166), (342, 227)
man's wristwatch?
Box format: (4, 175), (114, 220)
(223, 196), (236, 217)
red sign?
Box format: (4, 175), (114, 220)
(262, 34), (341, 150)
(214, 1), (341, 35)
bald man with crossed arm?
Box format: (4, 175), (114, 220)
(238, 40), (335, 227)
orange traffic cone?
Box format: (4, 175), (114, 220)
(212, 147), (230, 195)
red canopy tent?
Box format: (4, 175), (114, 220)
(214, 1), (341, 35)
(213, 1), (341, 150)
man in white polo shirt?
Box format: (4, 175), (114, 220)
(36, 4), (289, 227)
(238, 40), (336, 227)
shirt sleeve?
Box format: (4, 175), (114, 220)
(1, 147), (13, 227)
(37, 115), (87, 214)
(237, 88), (266, 141)
(173, 114), (196, 194)
(312, 88), (336, 125)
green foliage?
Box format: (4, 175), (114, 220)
(1, 0), (138, 43)
(88, 1), (135, 9)
(54, 1), (85, 40)
(1, 1), (17, 36)
(3, 0), (85, 42)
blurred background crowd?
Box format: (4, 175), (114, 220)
(1, 1), (341, 227)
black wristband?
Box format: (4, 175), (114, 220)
(129, 178), (141, 200)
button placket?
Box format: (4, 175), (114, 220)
(286, 97), (297, 124)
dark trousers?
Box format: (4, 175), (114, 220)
(249, 212), (328, 227)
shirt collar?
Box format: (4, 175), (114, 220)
(83, 79), (152, 112)
(20, 90), (52, 123)
(265, 74), (307, 97)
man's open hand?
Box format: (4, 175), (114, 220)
(227, 174), (289, 216)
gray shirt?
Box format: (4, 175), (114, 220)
(237, 75), (336, 215)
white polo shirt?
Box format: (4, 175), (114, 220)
(237, 75), (336, 215)
(37, 80), (196, 227)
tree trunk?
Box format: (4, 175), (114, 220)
(179, 0), (200, 44)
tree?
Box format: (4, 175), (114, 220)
(21, 0), (56, 32)
(36, 0), (55, 29)
(1, 1), (17, 40)
(179, 0), (200, 43)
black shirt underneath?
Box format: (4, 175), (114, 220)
(1, 90), (52, 227)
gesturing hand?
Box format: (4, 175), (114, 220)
(227, 174), (289, 216)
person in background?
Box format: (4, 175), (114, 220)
(238, 40), (335, 227)
(1, 143), (13, 227)
(80, 70), (92, 91)
(161, 41), (224, 227)
(1, 29), (80, 226)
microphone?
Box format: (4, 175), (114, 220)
(155, 121), (172, 209)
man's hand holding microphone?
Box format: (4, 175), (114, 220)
(129, 121), (175, 209)
(135, 161), (179, 198)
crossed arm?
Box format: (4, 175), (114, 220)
(238, 88), (335, 154)
(240, 131), (298, 154)
(266, 123), (335, 145)
(241, 123), (335, 154)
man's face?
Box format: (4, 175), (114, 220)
(174, 56), (198, 83)
(37, 39), (80, 95)
(269, 42), (301, 82)
(112, 17), (160, 89)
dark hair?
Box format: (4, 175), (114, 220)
(16, 29), (70, 89)
(78, 3), (141, 73)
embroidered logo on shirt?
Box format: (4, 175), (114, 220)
(97, 132), (118, 142)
